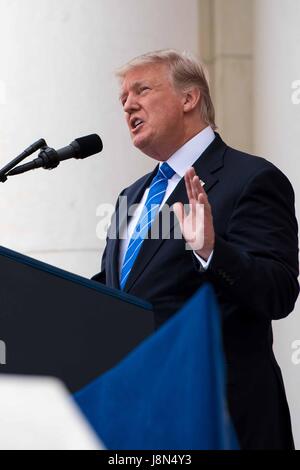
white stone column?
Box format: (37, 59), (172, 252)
(199, 0), (253, 152)
(0, 0), (200, 277)
(199, 0), (300, 448)
(253, 0), (300, 449)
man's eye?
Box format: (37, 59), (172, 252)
(140, 86), (150, 93)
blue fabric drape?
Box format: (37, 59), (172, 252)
(74, 284), (239, 450)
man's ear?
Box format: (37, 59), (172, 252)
(182, 87), (201, 113)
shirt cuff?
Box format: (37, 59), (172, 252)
(193, 250), (214, 271)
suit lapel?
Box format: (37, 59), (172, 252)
(122, 133), (227, 292)
(107, 167), (158, 288)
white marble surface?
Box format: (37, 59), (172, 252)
(0, 375), (102, 450)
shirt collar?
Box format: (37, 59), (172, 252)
(159, 126), (215, 178)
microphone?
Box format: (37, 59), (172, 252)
(8, 134), (103, 176)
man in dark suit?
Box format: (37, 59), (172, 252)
(93, 50), (299, 449)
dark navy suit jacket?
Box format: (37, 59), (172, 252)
(93, 134), (299, 449)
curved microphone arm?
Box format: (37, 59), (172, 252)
(0, 138), (47, 183)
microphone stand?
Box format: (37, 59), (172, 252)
(0, 139), (47, 183)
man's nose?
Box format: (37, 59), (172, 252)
(123, 94), (140, 114)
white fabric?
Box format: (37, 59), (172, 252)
(0, 376), (103, 450)
(193, 249), (214, 269)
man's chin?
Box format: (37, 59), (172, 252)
(132, 134), (150, 151)
(131, 133), (158, 158)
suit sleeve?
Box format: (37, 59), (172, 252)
(204, 165), (299, 320)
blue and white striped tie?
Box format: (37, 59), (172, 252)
(120, 162), (175, 289)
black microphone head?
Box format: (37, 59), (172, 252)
(73, 134), (103, 159)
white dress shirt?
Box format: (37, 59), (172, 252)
(119, 126), (216, 274)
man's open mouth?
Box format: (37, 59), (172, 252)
(131, 118), (144, 131)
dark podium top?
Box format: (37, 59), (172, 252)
(0, 246), (154, 392)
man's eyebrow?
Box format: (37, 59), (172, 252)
(119, 80), (150, 101)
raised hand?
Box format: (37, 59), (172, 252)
(173, 167), (215, 260)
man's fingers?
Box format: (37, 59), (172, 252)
(186, 168), (197, 199)
(186, 167), (196, 179)
(193, 175), (204, 198)
(187, 168), (198, 200)
(173, 202), (184, 227)
(190, 198), (198, 233)
(190, 175), (199, 201)
(197, 188), (207, 203)
(184, 169), (210, 220)
(198, 192), (211, 216)
(184, 172), (194, 202)
(185, 168), (206, 203)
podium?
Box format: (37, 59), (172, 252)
(0, 246), (154, 392)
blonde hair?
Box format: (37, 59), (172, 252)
(116, 49), (216, 130)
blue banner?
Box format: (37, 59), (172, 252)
(74, 284), (239, 450)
